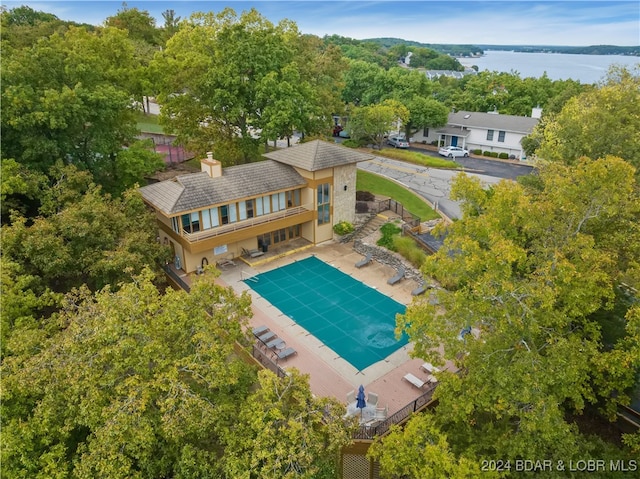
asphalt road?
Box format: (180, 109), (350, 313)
(359, 148), (534, 220)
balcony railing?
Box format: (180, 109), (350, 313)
(181, 205), (313, 243)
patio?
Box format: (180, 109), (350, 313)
(178, 237), (456, 418)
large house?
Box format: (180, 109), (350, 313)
(412, 109), (541, 159)
(139, 140), (375, 274)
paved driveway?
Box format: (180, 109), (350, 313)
(359, 155), (507, 220)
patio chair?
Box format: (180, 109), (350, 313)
(242, 247), (264, 258)
(403, 373), (426, 389)
(367, 392), (379, 408)
(252, 325), (269, 337)
(275, 347), (297, 361)
(346, 390), (355, 404)
(355, 252), (372, 268)
(374, 405), (388, 421)
(387, 266), (405, 285)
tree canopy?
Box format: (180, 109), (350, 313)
(386, 156), (640, 474)
(532, 65), (640, 171)
(153, 8), (344, 164)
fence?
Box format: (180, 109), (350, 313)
(356, 198), (420, 229)
(162, 264), (191, 292)
(351, 382), (438, 440)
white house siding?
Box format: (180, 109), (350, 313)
(465, 129), (525, 158)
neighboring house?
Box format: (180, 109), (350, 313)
(138, 140), (375, 273)
(423, 69), (476, 80)
(412, 109), (540, 160)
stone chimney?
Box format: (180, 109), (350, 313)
(201, 152), (222, 178)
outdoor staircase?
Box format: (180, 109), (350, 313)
(353, 215), (387, 241)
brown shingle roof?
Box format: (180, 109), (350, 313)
(262, 139), (375, 171)
(139, 160), (306, 215)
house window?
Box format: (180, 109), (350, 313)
(238, 200), (254, 221)
(423, 127), (429, 137)
(317, 183), (330, 225)
(220, 205), (229, 225)
(246, 200), (254, 218)
(201, 207), (219, 229)
(498, 130), (505, 142)
(486, 129), (494, 141)
(273, 228), (286, 244)
(181, 212), (200, 233)
(286, 189), (301, 208)
(171, 217), (180, 233)
(256, 195), (271, 215)
(288, 224), (301, 239)
(271, 192), (286, 212)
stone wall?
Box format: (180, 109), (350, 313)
(353, 239), (424, 285)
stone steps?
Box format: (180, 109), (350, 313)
(354, 215), (386, 241)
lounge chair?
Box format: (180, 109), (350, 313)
(242, 247), (264, 258)
(367, 392), (379, 407)
(411, 284), (430, 296)
(355, 252), (372, 268)
(421, 362), (441, 374)
(252, 325), (269, 337)
(257, 331), (276, 343)
(346, 390), (355, 404)
(387, 266), (405, 285)
(265, 337), (285, 350)
(403, 373), (426, 389)
(216, 257), (236, 269)
(275, 347), (297, 361)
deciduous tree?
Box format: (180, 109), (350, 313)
(220, 368), (353, 478)
(394, 156), (639, 467)
(1, 269), (255, 478)
(349, 99), (409, 149)
(535, 65), (640, 172)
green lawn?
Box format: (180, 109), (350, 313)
(356, 169), (440, 221)
(135, 112), (164, 134)
(362, 147), (459, 169)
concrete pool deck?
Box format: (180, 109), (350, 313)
(210, 239), (456, 416)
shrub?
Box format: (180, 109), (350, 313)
(473, 149), (482, 155)
(393, 236), (427, 268)
(333, 221), (354, 236)
(490, 152), (499, 158)
(356, 190), (375, 201)
(483, 151), (492, 157)
(377, 222), (402, 250)
(341, 139), (359, 148)
(498, 152), (509, 159)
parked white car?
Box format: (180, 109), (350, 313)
(438, 146), (469, 158)
(387, 136), (409, 148)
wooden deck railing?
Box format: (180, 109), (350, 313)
(351, 383), (438, 440)
(182, 205), (313, 243)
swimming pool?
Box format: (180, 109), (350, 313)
(244, 256), (408, 371)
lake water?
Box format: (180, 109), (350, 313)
(457, 50), (639, 84)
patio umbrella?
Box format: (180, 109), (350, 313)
(356, 385), (366, 419)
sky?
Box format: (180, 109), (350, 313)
(4, 1), (639, 46)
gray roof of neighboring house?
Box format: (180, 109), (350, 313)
(138, 160), (306, 215)
(262, 139), (375, 171)
(436, 126), (471, 137)
(448, 111), (538, 134)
